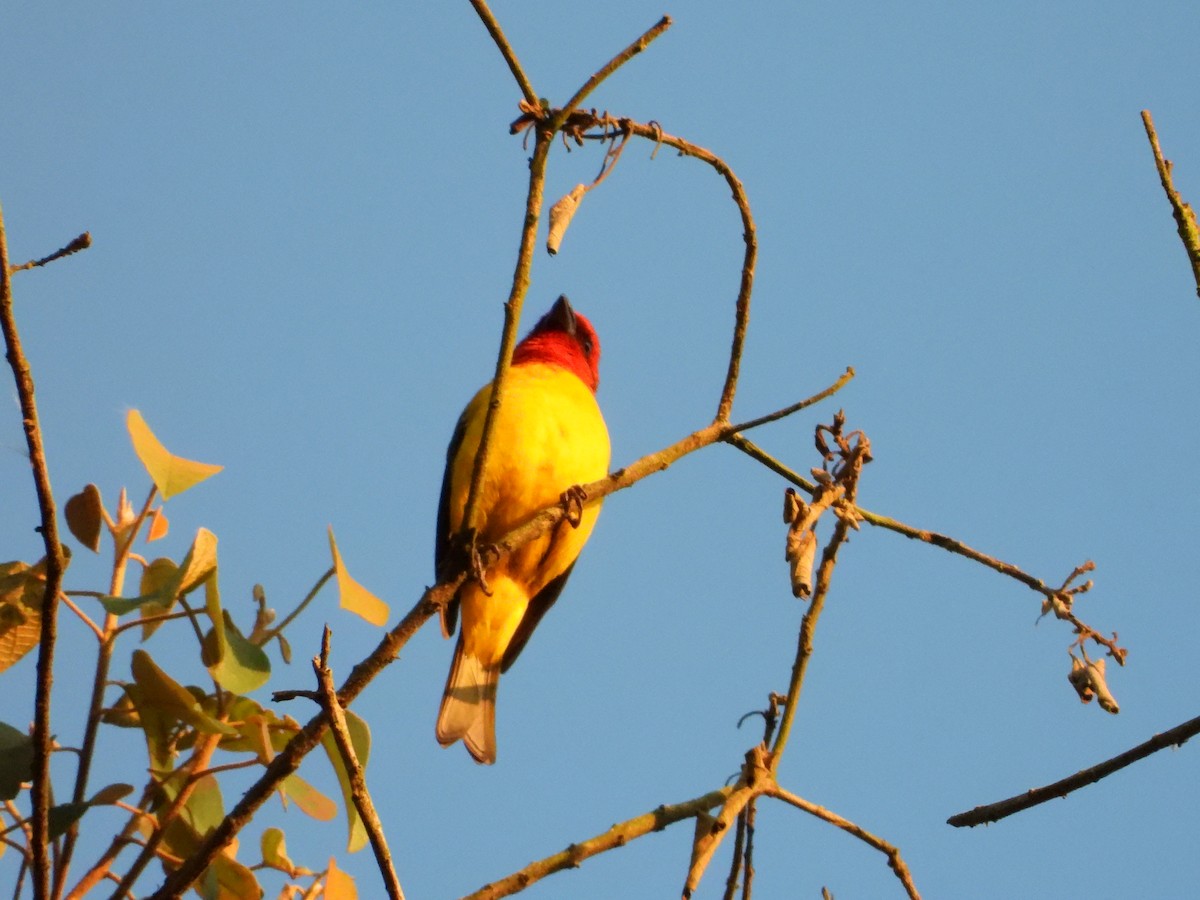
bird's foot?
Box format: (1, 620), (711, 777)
(559, 485), (588, 528)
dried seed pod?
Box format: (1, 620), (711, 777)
(783, 488), (804, 524)
(786, 524), (817, 599)
(546, 183), (587, 255)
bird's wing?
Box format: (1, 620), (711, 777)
(435, 407), (471, 638)
(500, 561), (576, 673)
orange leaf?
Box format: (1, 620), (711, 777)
(147, 507), (169, 542)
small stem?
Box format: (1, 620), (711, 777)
(256, 565), (334, 644)
(771, 516), (851, 767)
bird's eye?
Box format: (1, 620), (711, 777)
(580, 336), (594, 356)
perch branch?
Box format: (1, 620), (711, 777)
(948, 712), (1200, 827)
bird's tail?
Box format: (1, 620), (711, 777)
(436, 636), (499, 764)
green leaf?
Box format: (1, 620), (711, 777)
(180, 773), (225, 838)
(201, 574), (270, 694)
(319, 709), (371, 852)
(328, 527), (389, 626)
(121, 683), (175, 773)
(138, 556), (181, 638)
(0, 720), (34, 800)
(129, 650), (236, 736)
(90, 783), (134, 805)
(127, 409), (223, 500)
(260, 827), (298, 877)
(48, 802), (89, 840)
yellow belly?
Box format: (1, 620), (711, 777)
(447, 362), (610, 666)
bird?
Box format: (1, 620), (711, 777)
(435, 295), (610, 764)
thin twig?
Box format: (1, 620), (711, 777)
(58, 592), (103, 641)
(1141, 110), (1200, 299)
(558, 17), (672, 117)
(467, 0), (539, 108)
(770, 514), (850, 766)
(765, 786), (921, 900)
(7, 232), (91, 275)
(463, 787), (736, 900)
(948, 712), (1200, 827)
(58, 487), (158, 898)
(312, 627), (405, 900)
(726, 367), (856, 433)
(0, 201), (71, 900)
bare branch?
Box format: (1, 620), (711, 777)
(948, 712), (1200, 827)
(1141, 110), (1200, 299)
(7, 231), (91, 274)
(467, 0), (539, 107)
(312, 628), (405, 900)
(558, 17), (672, 117)
(765, 785), (921, 900)
(462, 786), (736, 900)
(0, 202), (71, 900)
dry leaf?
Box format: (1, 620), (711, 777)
(65, 484), (104, 552)
(546, 183), (587, 255)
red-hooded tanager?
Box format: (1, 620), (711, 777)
(435, 295), (610, 764)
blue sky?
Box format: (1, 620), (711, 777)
(3, 2), (1200, 897)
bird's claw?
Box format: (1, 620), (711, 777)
(560, 485), (588, 528)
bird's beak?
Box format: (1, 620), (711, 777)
(548, 295), (577, 336)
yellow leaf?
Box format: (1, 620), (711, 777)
(327, 528), (389, 626)
(324, 858), (357, 900)
(127, 409), (223, 500)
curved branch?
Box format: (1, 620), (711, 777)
(622, 121), (757, 423)
(765, 785), (921, 900)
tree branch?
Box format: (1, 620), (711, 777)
(948, 712), (1200, 827)
(0, 203), (72, 900)
(312, 628), (405, 900)
(765, 785), (921, 900)
(467, 0), (539, 108)
(462, 786), (736, 900)
(1141, 110), (1200, 299)
(558, 17), (672, 118)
